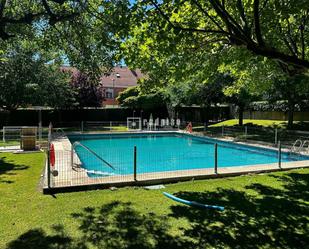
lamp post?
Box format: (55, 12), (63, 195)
(38, 107), (42, 141)
(132, 110), (136, 128)
(140, 110), (143, 130)
(112, 78), (115, 108)
(33, 106), (42, 141)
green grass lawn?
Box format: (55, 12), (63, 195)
(104, 125), (128, 131)
(1, 152), (309, 249)
(210, 119), (287, 128)
(59, 125), (129, 132)
(192, 119), (287, 132)
(210, 119), (309, 130)
(0, 140), (20, 147)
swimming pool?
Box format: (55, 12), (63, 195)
(68, 132), (309, 177)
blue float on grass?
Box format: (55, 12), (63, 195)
(163, 192), (224, 211)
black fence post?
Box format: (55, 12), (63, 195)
(278, 141), (282, 169)
(214, 143), (218, 174)
(134, 146), (137, 181)
(244, 126), (247, 140)
(274, 128), (278, 145)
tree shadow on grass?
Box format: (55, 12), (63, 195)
(169, 172), (309, 249)
(0, 156), (29, 184)
(6, 172), (309, 249)
(71, 201), (191, 249)
(6, 224), (86, 249)
(6, 201), (190, 249)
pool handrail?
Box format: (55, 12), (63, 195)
(292, 139), (303, 153)
(301, 140), (309, 153)
(52, 128), (66, 139)
(71, 141), (115, 170)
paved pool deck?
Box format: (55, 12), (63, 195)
(43, 131), (309, 193)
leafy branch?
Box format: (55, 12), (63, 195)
(0, 0), (85, 40)
(148, 0), (309, 73)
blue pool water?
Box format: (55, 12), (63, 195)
(68, 133), (309, 177)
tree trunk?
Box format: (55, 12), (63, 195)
(287, 99), (295, 129)
(166, 103), (175, 119)
(202, 105), (210, 128)
(3, 109), (11, 126)
(238, 105), (244, 126)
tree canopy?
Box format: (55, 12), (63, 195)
(117, 85), (167, 110)
(0, 0), (86, 40)
(121, 0), (309, 127)
(0, 39), (75, 110)
(70, 70), (105, 107)
(143, 0), (309, 74)
(0, 0), (132, 110)
(1, 0), (309, 127)
(1, 0), (132, 78)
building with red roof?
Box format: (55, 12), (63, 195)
(101, 66), (143, 107)
(62, 66), (144, 107)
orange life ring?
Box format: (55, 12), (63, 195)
(186, 122), (193, 133)
(50, 143), (55, 168)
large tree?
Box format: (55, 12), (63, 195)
(0, 40), (76, 110)
(1, 0), (132, 79)
(117, 85), (167, 110)
(0, 0), (133, 111)
(143, 0), (309, 75)
(70, 70), (105, 107)
(123, 0), (309, 128)
(265, 75), (309, 127)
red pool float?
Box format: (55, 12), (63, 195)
(50, 143), (55, 168)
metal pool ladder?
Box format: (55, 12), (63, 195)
(71, 141), (115, 170)
(291, 139), (309, 154)
(52, 128), (66, 139)
(301, 140), (309, 152)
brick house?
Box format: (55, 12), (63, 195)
(101, 66), (143, 107)
(62, 66), (143, 107)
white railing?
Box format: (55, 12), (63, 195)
(291, 139), (309, 154)
(71, 141), (115, 170)
(52, 128), (66, 139)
